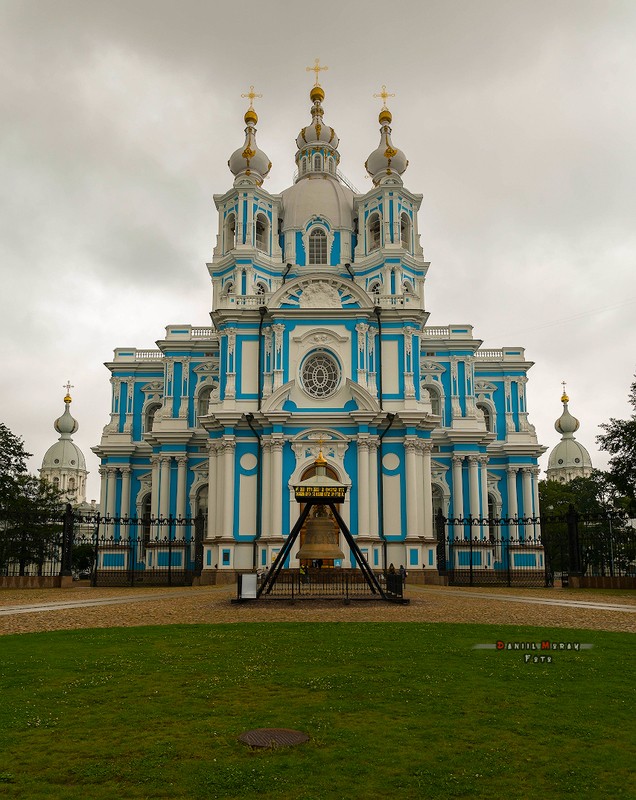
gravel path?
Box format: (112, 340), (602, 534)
(0, 584), (634, 635)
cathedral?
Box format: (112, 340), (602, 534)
(93, 71), (546, 581)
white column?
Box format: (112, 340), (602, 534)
(270, 438), (284, 538)
(521, 467), (533, 541)
(468, 457), (480, 541)
(215, 442), (225, 539)
(150, 456), (160, 520)
(261, 440), (272, 538)
(207, 442), (218, 538)
(120, 466), (131, 519)
(480, 455), (489, 539)
(357, 437), (370, 537)
(532, 467), (541, 540)
(176, 456), (187, 520)
(98, 467), (107, 516)
(106, 467), (117, 518)
(422, 442), (433, 539)
(159, 455), (171, 520)
(452, 455), (464, 538)
(507, 467), (518, 541)
(368, 439), (379, 538)
(404, 438), (419, 538)
(222, 438), (236, 538)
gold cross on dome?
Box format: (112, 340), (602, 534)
(63, 380), (74, 395)
(561, 380), (567, 394)
(241, 85), (262, 109)
(373, 84), (395, 109)
(306, 58), (328, 86)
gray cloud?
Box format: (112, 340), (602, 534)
(1, 0), (634, 498)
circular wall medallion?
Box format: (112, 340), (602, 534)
(238, 728), (309, 749)
(301, 351), (340, 399)
(382, 453), (400, 471)
(240, 453), (258, 471)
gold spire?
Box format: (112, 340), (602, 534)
(241, 85), (262, 124)
(63, 380), (74, 404)
(561, 381), (569, 404)
(374, 84), (395, 124)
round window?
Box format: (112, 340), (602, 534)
(558, 459), (564, 464)
(301, 352), (340, 398)
(574, 457), (580, 463)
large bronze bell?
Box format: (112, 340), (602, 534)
(297, 505), (345, 561)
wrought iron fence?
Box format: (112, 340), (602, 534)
(256, 568), (400, 600)
(437, 515), (547, 587)
(436, 511), (636, 587)
(0, 507), (205, 587)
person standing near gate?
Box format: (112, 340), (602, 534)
(399, 564), (407, 584)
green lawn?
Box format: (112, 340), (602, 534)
(0, 623), (634, 799)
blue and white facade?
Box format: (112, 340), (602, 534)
(93, 82), (546, 580)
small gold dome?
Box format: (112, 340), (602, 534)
(314, 449), (328, 467)
(244, 107), (258, 124)
(561, 391), (569, 403)
(64, 393), (72, 404)
(310, 85), (325, 103)
(379, 108), (392, 124)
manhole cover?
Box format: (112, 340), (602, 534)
(238, 728), (309, 749)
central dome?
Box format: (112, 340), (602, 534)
(281, 175), (354, 230)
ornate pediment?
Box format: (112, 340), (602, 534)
(420, 359), (445, 375)
(269, 274), (373, 310)
(475, 380), (497, 394)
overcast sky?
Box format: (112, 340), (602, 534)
(2, 0), (634, 501)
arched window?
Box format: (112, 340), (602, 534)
(225, 213), (236, 252)
(308, 228), (328, 265)
(197, 387), (212, 424)
(313, 154), (323, 171)
(400, 213), (410, 249)
(427, 386), (442, 418)
(142, 494), (152, 546)
(224, 281), (234, 295)
(369, 280), (381, 296)
(255, 282), (267, 295)
(301, 157), (308, 175)
(144, 402), (162, 434)
(432, 485), (444, 527)
(403, 280), (413, 295)
(477, 403), (493, 432)
(255, 214), (269, 252)
(488, 493), (497, 539)
(52, 477), (59, 488)
(368, 213), (381, 251)
(68, 478), (76, 493)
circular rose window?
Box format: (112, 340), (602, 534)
(301, 352), (340, 398)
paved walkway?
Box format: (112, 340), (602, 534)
(0, 584), (634, 635)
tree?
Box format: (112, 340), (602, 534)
(0, 422), (63, 576)
(0, 422), (31, 509)
(538, 471), (620, 517)
(597, 376), (636, 511)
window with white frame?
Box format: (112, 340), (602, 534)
(477, 402), (493, 432)
(301, 351), (341, 398)
(400, 212), (410, 249)
(308, 228), (328, 265)
(225, 214), (236, 252)
(255, 214), (269, 252)
(368, 213), (381, 251)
